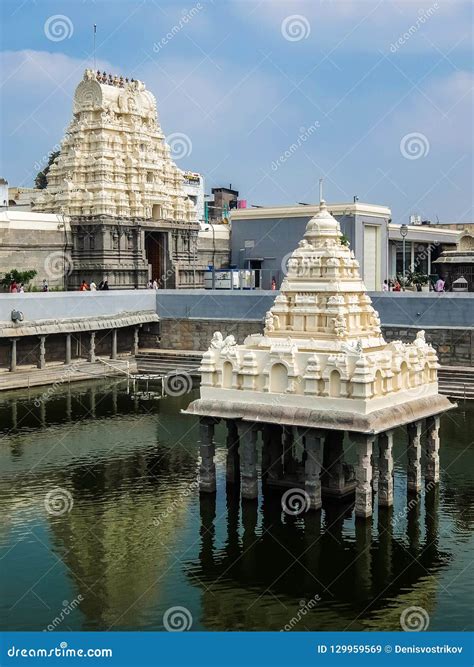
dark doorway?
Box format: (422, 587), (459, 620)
(145, 232), (167, 286)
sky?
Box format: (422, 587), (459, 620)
(1, 0), (472, 224)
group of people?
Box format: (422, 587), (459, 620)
(146, 279), (160, 290)
(382, 277), (445, 292)
(9, 279), (49, 293)
(79, 279), (109, 291)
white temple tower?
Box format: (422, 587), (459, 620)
(34, 69), (199, 288)
(186, 201), (453, 517)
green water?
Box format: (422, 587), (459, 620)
(0, 380), (472, 632)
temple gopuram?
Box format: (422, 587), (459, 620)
(34, 69), (199, 289)
(185, 201), (454, 518)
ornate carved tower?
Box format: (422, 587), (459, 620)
(34, 69), (199, 288)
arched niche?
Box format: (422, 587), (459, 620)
(329, 369), (341, 397)
(374, 370), (383, 396)
(270, 363), (288, 393)
(222, 361), (233, 389)
(400, 361), (410, 390)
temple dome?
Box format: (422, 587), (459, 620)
(304, 200), (342, 244)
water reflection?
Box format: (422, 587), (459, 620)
(0, 385), (472, 631)
(187, 483), (450, 631)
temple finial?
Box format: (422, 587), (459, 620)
(319, 178), (326, 208)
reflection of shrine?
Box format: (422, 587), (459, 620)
(187, 484), (447, 631)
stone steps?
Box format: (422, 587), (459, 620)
(135, 350), (203, 376)
(438, 365), (474, 400)
(0, 357), (136, 392)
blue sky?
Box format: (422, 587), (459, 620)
(1, 0), (472, 223)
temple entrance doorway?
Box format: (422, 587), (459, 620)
(145, 231), (168, 287)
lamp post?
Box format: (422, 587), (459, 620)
(400, 223), (408, 289)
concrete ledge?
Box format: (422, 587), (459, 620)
(183, 394), (455, 434)
(0, 311), (158, 337)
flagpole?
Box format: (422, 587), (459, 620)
(93, 24), (97, 70)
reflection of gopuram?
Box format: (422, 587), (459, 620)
(185, 199), (454, 518)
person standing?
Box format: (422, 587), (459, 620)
(382, 279), (389, 291)
(435, 277), (445, 293)
(42, 279), (49, 292)
(152, 278), (158, 290)
(79, 280), (89, 291)
(90, 280), (97, 291)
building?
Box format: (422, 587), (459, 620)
(182, 171), (205, 222)
(206, 186), (240, 223)
(33, 69), (200, 289)
(7, 186), (42, 211)
(0, 210), (72, 289)
(387, 223), (459, 279)
(231, 202), (460, 290)
(0, 179), (8, 208)
(186, 201), (451, 516)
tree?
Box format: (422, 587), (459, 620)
(35, 150), (60, 189)
(1, 269), (37, 289)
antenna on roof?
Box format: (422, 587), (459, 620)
(93, 24), (97, 70)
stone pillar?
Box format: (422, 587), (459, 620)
(303, 429), (324, 510)
(65, 333), (72, 365)
(378, 430), (394, 507)
(323, 430), (345, 494)
(353, 434), (374, 518)
(282, 425), (295, 475)
(265, 424), (283, 482)
(111, 329), (118, 360)
(407, 421), (422, 493)
(425, 415), (440, 483)
(225, 419), (240, 483)
(199, 417), (218, 493)
(237, 422), (258, 500)
(88, 332), (96, 363)
(9, 339), (17, 372)
(132, 326), (139, 356)
(37, 336), (46, 369)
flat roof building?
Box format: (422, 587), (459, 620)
(230, 202), (460, 290)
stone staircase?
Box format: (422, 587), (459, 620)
(0, 358), (136, 392)
(135, 349), (203, 377)
(438, 366), (474, 401)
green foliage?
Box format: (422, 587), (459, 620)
(1, 269), (38, 288)
(34, 150), (60, 189)
(340, 233), (350, 247)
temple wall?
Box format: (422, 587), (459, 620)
(1, 291), (473, 365)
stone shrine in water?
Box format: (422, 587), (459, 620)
(185, 201), (453, 517)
